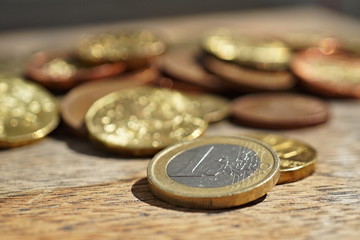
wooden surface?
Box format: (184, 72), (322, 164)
(1, 6), (360, 240)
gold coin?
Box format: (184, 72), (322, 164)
(147, 136), (280, 209)
(246, 133), (316, 184)
(187, 93), (230, 123)
(202, 29), (291, 71)
(43, 58), (77, 79)
(85, 86), (207, 156)
(76, 30), (166, 64)
(0, 75), (59, 147)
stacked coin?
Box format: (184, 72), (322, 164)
(60, 63), (159, 137)
(85, 86), (208, 156)
(246, 133), (317, 184)
(146, 29), (337, 208)
(25, 30), (166, 91)
(202, 29), (291, 71)
(158, 30), (296, 94)
(147, 133), (317, 209)
(158, 45), (229, 93)
(148, 136), (280, 209)
(200, 29), (296, 92)
(60, 72), (230, 154)
(26, 50), (126, 91)
(158, 35), (330, 130)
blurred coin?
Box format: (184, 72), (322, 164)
(231, 93), (329, 129)
(85, 86), (207, 156)
(0, 75), (59, 147)
(159, 45), (228, 93)
(202, 29), (291, 71)
(202, 54), (295, 92)
(291, 48), (360, 98)
(25, 51), (126, 91)
(246, 133), (316, 184)
(147, 136), (280, 209)
(76, 30), (166, 65)
(61, 64), (159, 137)
(187, 93), (230, 123)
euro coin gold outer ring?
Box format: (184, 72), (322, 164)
(0, 76), (59, 147)
(247, 133), (317, 184)
(85, 87), (208, 156)
(147, 136), (280, 209)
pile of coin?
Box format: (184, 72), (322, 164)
(25, 30), (166, 91)
(2, 27), (359, 209)
(148, 133), (316, 209)
(25, 50), (126, 91)
(164, 29), (295, 93)
(85, 86), (208, 156)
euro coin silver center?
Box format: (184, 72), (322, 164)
(167, 144), (260, 188)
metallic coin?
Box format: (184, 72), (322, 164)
(61, 64), (159, 137)
(202, 54), (295, 92)
(187, 93), (230, 123)
(159, 45), (228, 93)
(0, 75), (59, 147)
(231, 93), (329, 129)
(85, 86), (207, 156)
(147, 136), (280, 209)
(76, 30), (166, 64)
(202, 29), (291, 71)
(25, 51), (126, 90)
(291, 47), (360, 98)
(246, 133), (316, 184)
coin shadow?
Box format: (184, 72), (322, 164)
(131, 178), (267, 213)
(50, 125), (141, 160)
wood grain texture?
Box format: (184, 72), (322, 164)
(1, 6), (360, 240)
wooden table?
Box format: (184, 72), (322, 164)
(1, 6), (359, 240)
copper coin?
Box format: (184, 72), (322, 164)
(291, 48), (360, 98)
(231, 93), (329, 129)
(25, 51), (126, 90)
(61, 64), (159, 136)
(159, 46), (228, 93)
(202, 54), (296, 92)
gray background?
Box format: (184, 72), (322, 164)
(0, 0), (359, 32)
